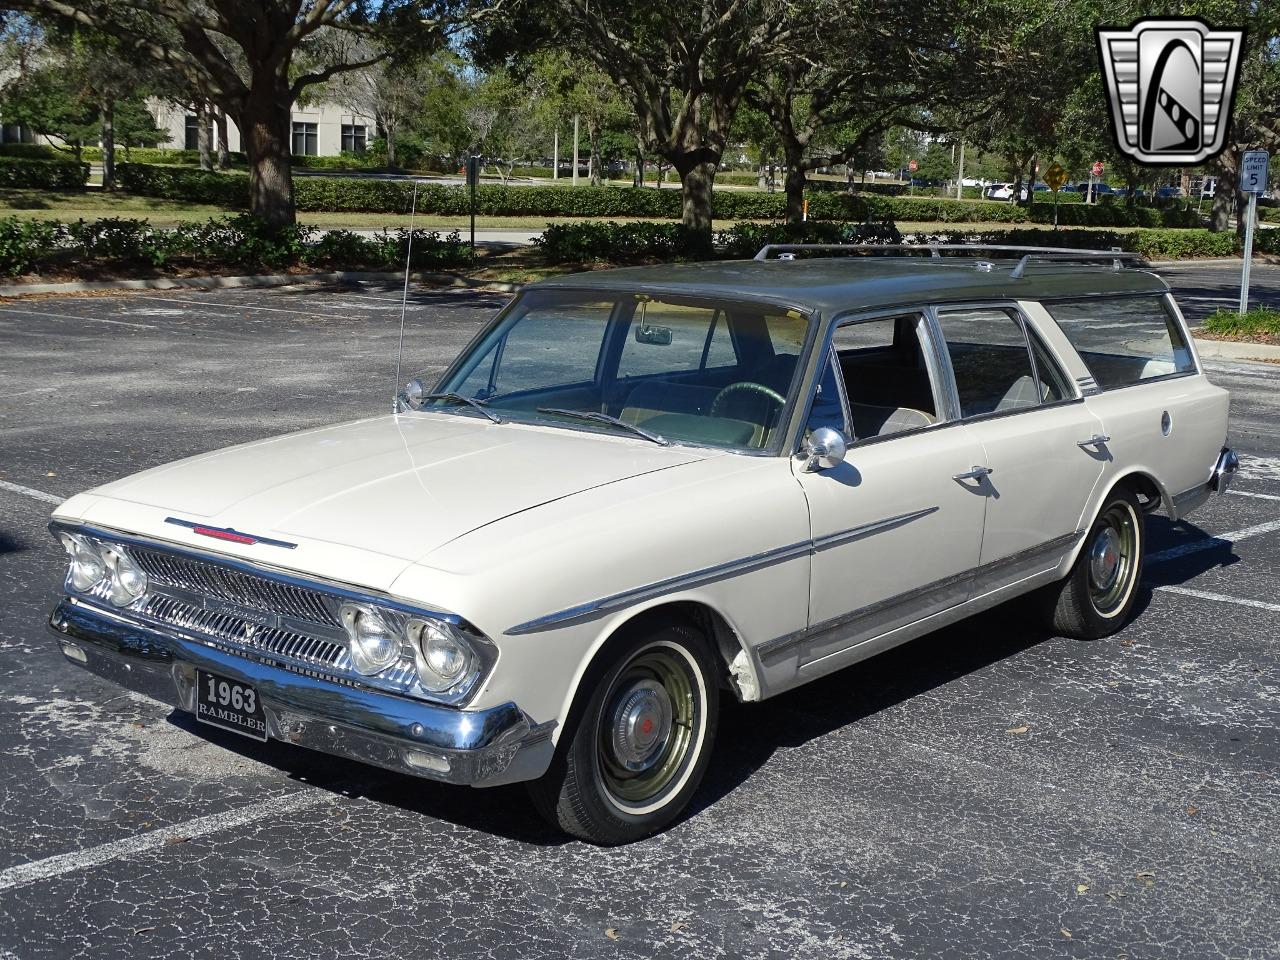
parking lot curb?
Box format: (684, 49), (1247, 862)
(1193, 336), (1280, 362)
(0, 271), (521, 299)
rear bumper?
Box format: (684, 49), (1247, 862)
(48, 597), (554, 787)
(1172, 447), (1240, 518)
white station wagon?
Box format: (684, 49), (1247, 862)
(48, 246), (1238, 844)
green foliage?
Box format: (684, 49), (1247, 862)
(0, 156), (89, 189)
(0, 143), (61, 159)
(113, 162), (1205, 230)
(1203, 307), (1280, 338)
(535, 219), (902, 263)
(915, 227), (1236, 260)
(0, 213), (471, 277)
(0, 218), (65, 275)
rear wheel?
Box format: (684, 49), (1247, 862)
(527, 618), (719, 845)
(1041, 484), (1145, 640)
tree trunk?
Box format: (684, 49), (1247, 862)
(588, 118), (602, 187)
(782, 146), (807, 225)
(239, 84), (295, 229)
(385, 122), (398, 169)
(674, 159), (716, 237)
(100, 97), (115, 191)
(1209, 151), (1239, 233)
(215, 109), (230, 170)
(196, 102), (213, 171)
(633, 143), (645, 187)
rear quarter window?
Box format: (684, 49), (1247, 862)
(1044, 295), (1195, 389)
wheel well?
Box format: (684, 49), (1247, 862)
(1114, 471), (1164, 514)
(606, 601), (758, 702)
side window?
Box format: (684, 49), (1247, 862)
(618, 301), (723, 378)
(805, 353), (847, 437)
(1029, 332), (1071, 402)
(1044, 296), (1195, 389)
(834, 313), (939, 440)
(937, 307), (1042, 418)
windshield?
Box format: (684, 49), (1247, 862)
(426, 289), (814, 452)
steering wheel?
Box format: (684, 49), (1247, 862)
(710, 381), (787, 417)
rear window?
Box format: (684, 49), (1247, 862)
(1044, 295), (1195, 389)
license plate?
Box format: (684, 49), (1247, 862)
(194, 669), (267, 741)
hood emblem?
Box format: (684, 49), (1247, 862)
(165, 517), (298, 550)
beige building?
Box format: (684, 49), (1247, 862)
(149, 100), (378, 157)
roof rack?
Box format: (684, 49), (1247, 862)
(751, 243), (1147, 278)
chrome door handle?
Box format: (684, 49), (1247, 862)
(1077, 434), (1111, 448)
(953, 465), (994, 481)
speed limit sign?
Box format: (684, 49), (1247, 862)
(908, 160), (918, 173)
(1092, 161), (1104, 177)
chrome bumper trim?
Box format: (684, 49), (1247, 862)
(1211, 447), (1240, 493)
(48, 598), (553, 788)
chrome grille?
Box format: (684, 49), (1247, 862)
(142, 594), (348, 668)
(131, 548), (338, 627)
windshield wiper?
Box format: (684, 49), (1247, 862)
(537, 408), (669, 446)
(420, 392), (504, 424)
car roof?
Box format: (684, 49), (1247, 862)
(530, 256), (1171, 318)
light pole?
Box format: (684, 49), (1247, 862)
(572, 115), (580, 187)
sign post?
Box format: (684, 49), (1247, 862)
(466, 155), (480, 253)
(908, 159), (917, 196)
(1239, 150), (1270, 313)
(1044, 161), (1068, 229)
(1090, 161), (1104, 203)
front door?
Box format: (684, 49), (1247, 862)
(932, 304), (1108, 587)
(789, 311), (987, 669)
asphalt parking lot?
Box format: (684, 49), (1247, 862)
(1, 263), (1278, 959)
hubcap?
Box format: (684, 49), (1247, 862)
(596, 644), (701, 811)
(609, 679), (673, 771)
(1089, 526), (1122, 591)
(1088, 502), (1138, 615)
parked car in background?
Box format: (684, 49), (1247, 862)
(47, 246), (1237, 845)
(986, 182), (1016, 201)
(1156, 186), (1186, 200)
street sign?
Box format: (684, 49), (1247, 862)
(1092, 161), (1104, 177)
(1241, 151), (1270, 194)
(908, 159), (918, 173)
(1044, 162), (1069, 192)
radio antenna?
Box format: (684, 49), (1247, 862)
(393, 180), (420, 413)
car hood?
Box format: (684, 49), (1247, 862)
(82, 413), (709, 564)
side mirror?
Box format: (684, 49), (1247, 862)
(804, 427), (847, 472)
(396, 377), (426, 412)
(634, 323), (673, 346)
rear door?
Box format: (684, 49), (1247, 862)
(931, 304), (1108, 583)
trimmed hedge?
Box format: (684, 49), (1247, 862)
(535, 220), (903, 263)
(0, 213), (471, 277)
(0, 143), (61, 159)
(0, 156), (90, 189)
(534, 221), (1245, 264)
(114, 162), (1206, 229)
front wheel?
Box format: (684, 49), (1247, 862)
(527, 619), (719, 845)
(1040, 484), (1145, 640)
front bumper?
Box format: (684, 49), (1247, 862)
(48, 597), (554, 787)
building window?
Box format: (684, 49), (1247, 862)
(291, 122), (318, 157)
(341, 124), (366, 155)
(184, 114), (213, 151)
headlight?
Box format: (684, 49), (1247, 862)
(339, 603), (403, 675)
(59, 533), (107, 592)
(409, 619), (474, 692)
(101, 544), (148, 607)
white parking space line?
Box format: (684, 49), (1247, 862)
(132, 295), (334, 319)
(0, 479), (65, 505)
(0, 306), (157, 331)
(1229, 489), (1280, 502)
(0, 790), (328, 893)
(1149, 517), (1280, 564)
(1157, 585), (1280, 614)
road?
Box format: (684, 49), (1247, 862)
(0, 263), (1277, 959)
